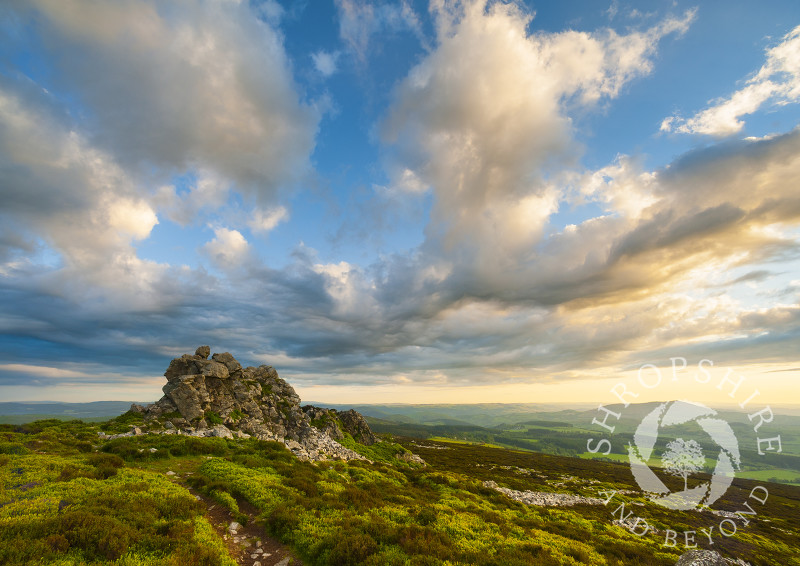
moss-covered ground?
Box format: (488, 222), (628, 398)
(1, 417), (798, 565)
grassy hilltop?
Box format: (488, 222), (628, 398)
(1, 412), (800, 565)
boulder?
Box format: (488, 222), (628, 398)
(195, 345), (211, 359)
(338, 409), (377, 445)
(212, 352), (242, 375)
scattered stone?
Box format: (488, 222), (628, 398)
(483, 480), (605, 507)
(149, 448), (158, 453)
(675, 550), (727, 566)
(397, 451), (426, 466)
(229, 521), (241, 534)
(253, 562), (261, 566)
(166, 471), (176, 476)
(276, 558), (291, 566)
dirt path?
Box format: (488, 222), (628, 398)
(184, 481), (304, 566)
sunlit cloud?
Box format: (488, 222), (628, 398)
(663, 24), (800, 136)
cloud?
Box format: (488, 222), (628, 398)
(154, 171), (231, 228)
(382, 0), (693, 258)
(663, 24), (800, 136)
(201, 228), (252, 270)
(18, 0), (319, 204)
(0, 84), (174, 308)
(312, 50), (340, 77)
(1, 0), (798, 399)
(335, 0), (425, 62)
(248, 207), (289, 234)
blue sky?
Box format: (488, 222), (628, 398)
(1, 0), (799, 405)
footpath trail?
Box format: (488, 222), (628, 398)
(155, 461), (303, 566)
(193, 488), (303, 566)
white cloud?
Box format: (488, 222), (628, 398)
(201, 227), (252, 269)
(664, 24), (800, 136)
(0, 86), (172, 307)
(248, 206), (289, 234)
(335, 0), (425, 62)
(24, 0), (318, 204)
(0, 363), (90, 379)
(312, 50), (340, 77)
(153, 171), (231, 227)
(382, 0), (692, 256)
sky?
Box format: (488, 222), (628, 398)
(1, 0), (799, 406)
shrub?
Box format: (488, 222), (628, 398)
(59, 510), (139, 560)
(87, 452), (125, 469)
(266, 503), (300, 539)
(327, 533), (378, 565)
(205, 411), (224, 426)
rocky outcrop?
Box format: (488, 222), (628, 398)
(302, 405), (377, 445)
(135, 347), (378, 462)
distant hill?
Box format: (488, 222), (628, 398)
(0, 401), (139, 423)
(306, 402), (597, 428)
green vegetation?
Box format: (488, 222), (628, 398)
(205, 411), (224, 426)
(338, 433), (415, 464)
(0, 425), (236, 565)
(2, 418), (800, 565)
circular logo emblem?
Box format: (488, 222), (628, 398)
(628, 400), (741, 510)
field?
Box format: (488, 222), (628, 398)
(1, 414), (799, 565)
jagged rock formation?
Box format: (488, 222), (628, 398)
(301, 405), (377, 445)
(131, 346), (380, 462)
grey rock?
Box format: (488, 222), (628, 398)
(483, 480), (605, 507)
(138, 347), (387, 463)
(338, 409), (377, 445)
(212, 352), (242, 375)
(675, 550), (727, 566)
(209, 424), (234, 439)
(199, 360), (229, 379)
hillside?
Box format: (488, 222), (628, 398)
(2, 351), (798, 564)
(2, 418), (799, 565)
(359, 403), (800, 485)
